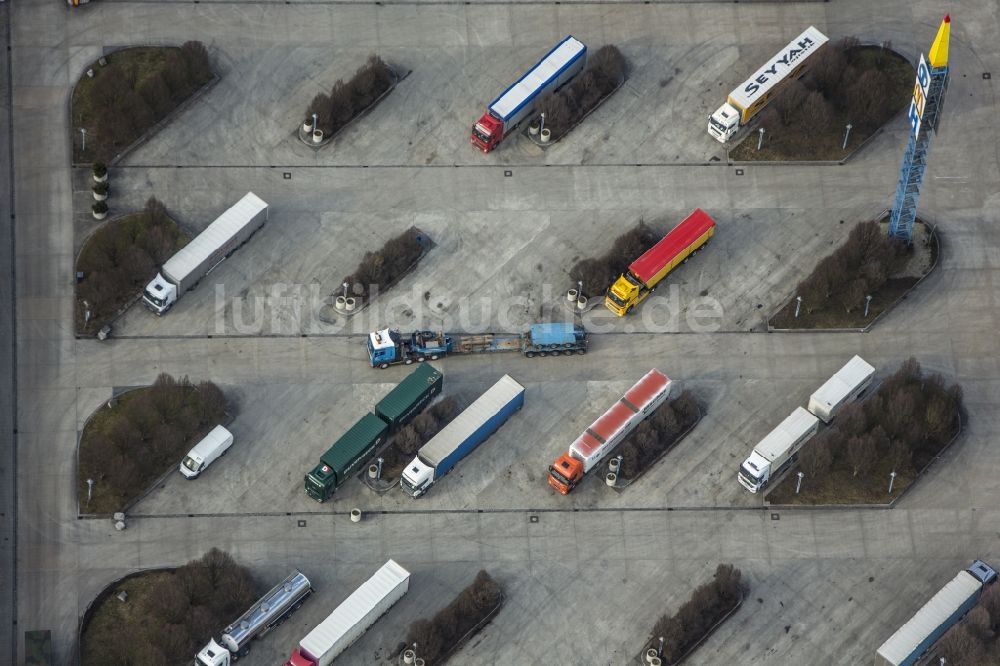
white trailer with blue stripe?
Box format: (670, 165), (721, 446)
(401, 375), (525, 497)
(470, 36), (587, 152)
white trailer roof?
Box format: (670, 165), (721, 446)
(163, 192), (268, 282)
(489, 36), (586, 121)
(810, 355), (875, 412)
(729, 26), (828, 109)
(876, 571), (982, 664)
(299, 560), (410, 658)
(419, 375), (524, 467)
(755, 407), (819, 462)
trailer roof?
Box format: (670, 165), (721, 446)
(572, 369), (671, 458)
(876, 570), (982, 664)
(810, 355), (875, 413)
(299, 560), (410, 658)
(489, 36), (586, 121)
(319, 413), (388, 475)
(629, 209), (716, 283)
(755, 407), (819, 461)
(162, 192), (268, 282)
(419, 375), (524, 467)
(376, 363), (441, 422)
(729, 26), (828, 109)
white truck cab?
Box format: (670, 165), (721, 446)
(195, 638), (232, 666)
(708, 102), (743, 142)
(143, 273), (177, 315)
(400, 456), (435, 497)
(180, 425), (234, 479)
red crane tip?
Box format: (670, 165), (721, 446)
(944, 14), (951, 23)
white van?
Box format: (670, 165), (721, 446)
(179, 425), (234, 479)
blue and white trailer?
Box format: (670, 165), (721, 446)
(400, 375), (525, 497)
(875, 560), (997, 666)
(470, 36), (587, 152)
(367, 322), (588, 368)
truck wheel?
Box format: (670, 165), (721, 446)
(417, 356), (425, 362)
(550, 350), (560, 356)
(576, 348), (586, 355)
(525, 352), (534, 358)
(430, 354), (439, 361)
(683, 257), (690, 264)
(538, 351), (547, 357)
(626, 305), (633, 315)
(563, 343), (574, 349)
(404, 358), (414, 365)
(379, 363), (389, 369)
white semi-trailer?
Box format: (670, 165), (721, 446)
(196, 570), (313, 666)
(738, 407), (819, 493)
(708, 26), (828, 143)
(143, 192), (268, 315)
(284, 560), (410, 666)
(807, 355), (876, 423)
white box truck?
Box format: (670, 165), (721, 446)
(738, 406), (819, 493)
(401, 374), (525, 498)
(142, 192), (268, 315)
(179, 425), (234, 479)
(708, 26), (828, 143)
(807, 355), (876, 423)
(284, 560), (410, 666)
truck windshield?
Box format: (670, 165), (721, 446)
(738, 466), (760, 486)
(709, 117), (728, 132)
(182, 456), (199, 472)
(606, 290), (627, 307)
(400, 476), (417, 494)
(548, 467), (570, 486)
(144, 291), (166, 307)
(471, 126), (491, 143)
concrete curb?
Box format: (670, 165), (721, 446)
(296, 65), (406, 150)
(766, 219), (940, 333)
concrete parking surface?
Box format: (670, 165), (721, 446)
(8, 0), (1000, 664)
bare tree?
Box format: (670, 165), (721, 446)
(774, 80), (808, 126)
(801, 91), (834, 131)
(799, 434), (833, 479)
(847, 434), (876, 478)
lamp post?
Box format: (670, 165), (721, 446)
(577, 280), (583, 300)
(757, 127), (765, 151)
(86, 478), (94, 504)
(794, 296), (802, 318)
(842, 123), (853, 150)
(343, 282), (349, 299)
(864, 294), (873, 318)
(539, 113), (545, 135)
(795, 471), (804, 494)
(888, 470), (897, 495)
(312, 113), (318, 132)
(80, 128), (87, 153)
(376, 457), (384, 480)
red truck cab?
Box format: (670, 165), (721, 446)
(284, 647), (316, 666)
(548, 454), (583, 494)
(471, 112), (503, 152)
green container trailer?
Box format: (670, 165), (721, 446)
(304, 363), (444, 502)
(375, 363), (443, 431)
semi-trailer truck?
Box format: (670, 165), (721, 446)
(875, 560), (997, 666)
(807, 355), (875, 423)
(284, 560), (410, 666)
(401, 374), (525, 497)
(738, 406), (819, 493)
(305, 363), (442, 502)
(548, 369), (671, 494)
(708, 26), (829, 143)
(196, 570), (313, 666)
(470, 36), (587, 153)
(367, 322), (588, 368)
(605, 209), (716, 317)
(143, 192), (268, 315)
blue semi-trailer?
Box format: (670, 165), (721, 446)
(400, 374), (525, 497)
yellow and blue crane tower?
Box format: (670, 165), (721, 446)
(888, 15), (951, 242)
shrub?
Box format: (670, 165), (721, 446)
(536, 44), (625, 140)
(305, 55), (393, 136)
(380, 397), (461, 478)
(403, 570), (501, 665)
(92, 161), (107, 178)
(617, 390), (699, 480)
(570, 221), (658, 297)
(650, 564), (743, 664)
(343, 227), (425, 301)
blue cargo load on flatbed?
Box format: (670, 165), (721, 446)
(528, 322), (581, 346)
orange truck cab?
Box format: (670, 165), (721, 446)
(547, 369), (672, 494)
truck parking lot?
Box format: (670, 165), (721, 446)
(8, 0), (1000, 665)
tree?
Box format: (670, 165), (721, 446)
(801, 91), (833, 131)
(936, 624), (985, 664)
(394, 426), (422, 455)
(886, 439), (911, 474)
(842, 278), (868, 313)
(847, 434), (875, 478)
(925, 395), (956, 442)
(965, 606), (993, 642)
(979, 582), (1000, 626)
(181, 41), (213, 83)
(774, 80), (808, 126)
(846, 69), (893, 128)
(799, 434), (833, 478)
(406, 619), (444, 662)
